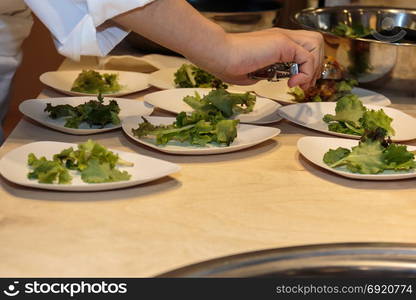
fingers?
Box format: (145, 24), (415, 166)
(209, 29), (323, 89)
(285, 42), (316, 89)
(280, 29), (325, 86)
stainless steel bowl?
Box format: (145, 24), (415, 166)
(158, 243), (416, 277)
(294, 6), (416, 94)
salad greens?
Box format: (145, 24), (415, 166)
(323, 95), (395, 136)
(183, 89), (256, 118)
(323, 128), (416, 174)
(28, 154), (72, 184)
(132, 88), (256, 146)
(27, 140), (133, 184)
(45, 94), (120, 129)
(288, 79), (358, 103)
(174, 64), (227, 88)
(133, 113), (239, 147)
(71, 69), (122, 94)
(332, 22), (371, 38)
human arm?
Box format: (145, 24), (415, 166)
(25, 0), (323, 89)
(113, 0), (322, 89)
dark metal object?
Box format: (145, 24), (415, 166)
(248, 60), (343, 82)
(248, 62), (299, 82)
(157, 243), (416, 277)
(293, 6), (416, 93)
(126, 0), (281, 55)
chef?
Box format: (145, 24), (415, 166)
(0, 0), (33, 142)
(24, 0), (323, 87)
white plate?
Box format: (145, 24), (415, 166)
(148, 68), (181, 90)
(278, 102), (416, 142)
(143, 88), (282, 124)
(40, 70), (150, 96)
(232, 79), (392, 106)
(122, 116), (281, 155)
(297, 136), (416, 180)
(0, 141), (180, 191)
(19, 97), (154, 135)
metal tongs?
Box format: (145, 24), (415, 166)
(248, 61), (344, 82)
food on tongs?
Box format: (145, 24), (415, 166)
(288, 57), (358, 103)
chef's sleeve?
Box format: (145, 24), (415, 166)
(24, 0), (156, 60)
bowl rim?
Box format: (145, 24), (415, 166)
(157, 242), (416, 277)
(293, 6), (416, 47)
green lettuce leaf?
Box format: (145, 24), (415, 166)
(323, 129), (416, 174)
(71, 70), (121, 94)
(27, 153), (72, 184)
(383, 144), (416, 170)
(323, 95), (394, 137)
(288, 86), (305, 102)
(361, 109), (395, 137)
(183, 89), (256, 118)
(81, 159), (131, 183)
(323, 94), (366, 127)
(323, 147), (351, 165)
(329, 139), (386, 174)
(174, 64), (227, 88)
(45, 95), (120, 129)
(215, 119), (239, 145)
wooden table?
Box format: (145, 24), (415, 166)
(1, 58), (415, 277)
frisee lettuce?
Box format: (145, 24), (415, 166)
(71, 70), (122, 94)
(174, 64), (227, 88)
(45, 94), (120, 129)
(323, 95), (394, 136)
(132, 88), (256, 146)
(323, 128), (415, 174)
(27, 140), (133, 184)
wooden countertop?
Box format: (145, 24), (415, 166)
(1, 57), (416, 277)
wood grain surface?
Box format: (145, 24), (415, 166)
(0, 58), (415, 277)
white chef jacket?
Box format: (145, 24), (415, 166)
(0, 0), (33, 142)
(25, 0), (155, 61)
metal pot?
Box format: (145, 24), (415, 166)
(158, 243), (416, 277)
(293, 6), (416, 94)
(126, 0), (281, 55)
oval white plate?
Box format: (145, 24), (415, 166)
(144, 88), (282, 124)
(278, 102), (416, 142)
(122, 116), (281, 155)
(298, 136), (416, 180)
(0, 141), (180, 191)
(19, 97), (154, 135)
(40, 70), (150, 97)
(232, 79), (392, 107)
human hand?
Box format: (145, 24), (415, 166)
(274, 28), (325, 86)
(190, 28), (324, 90)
